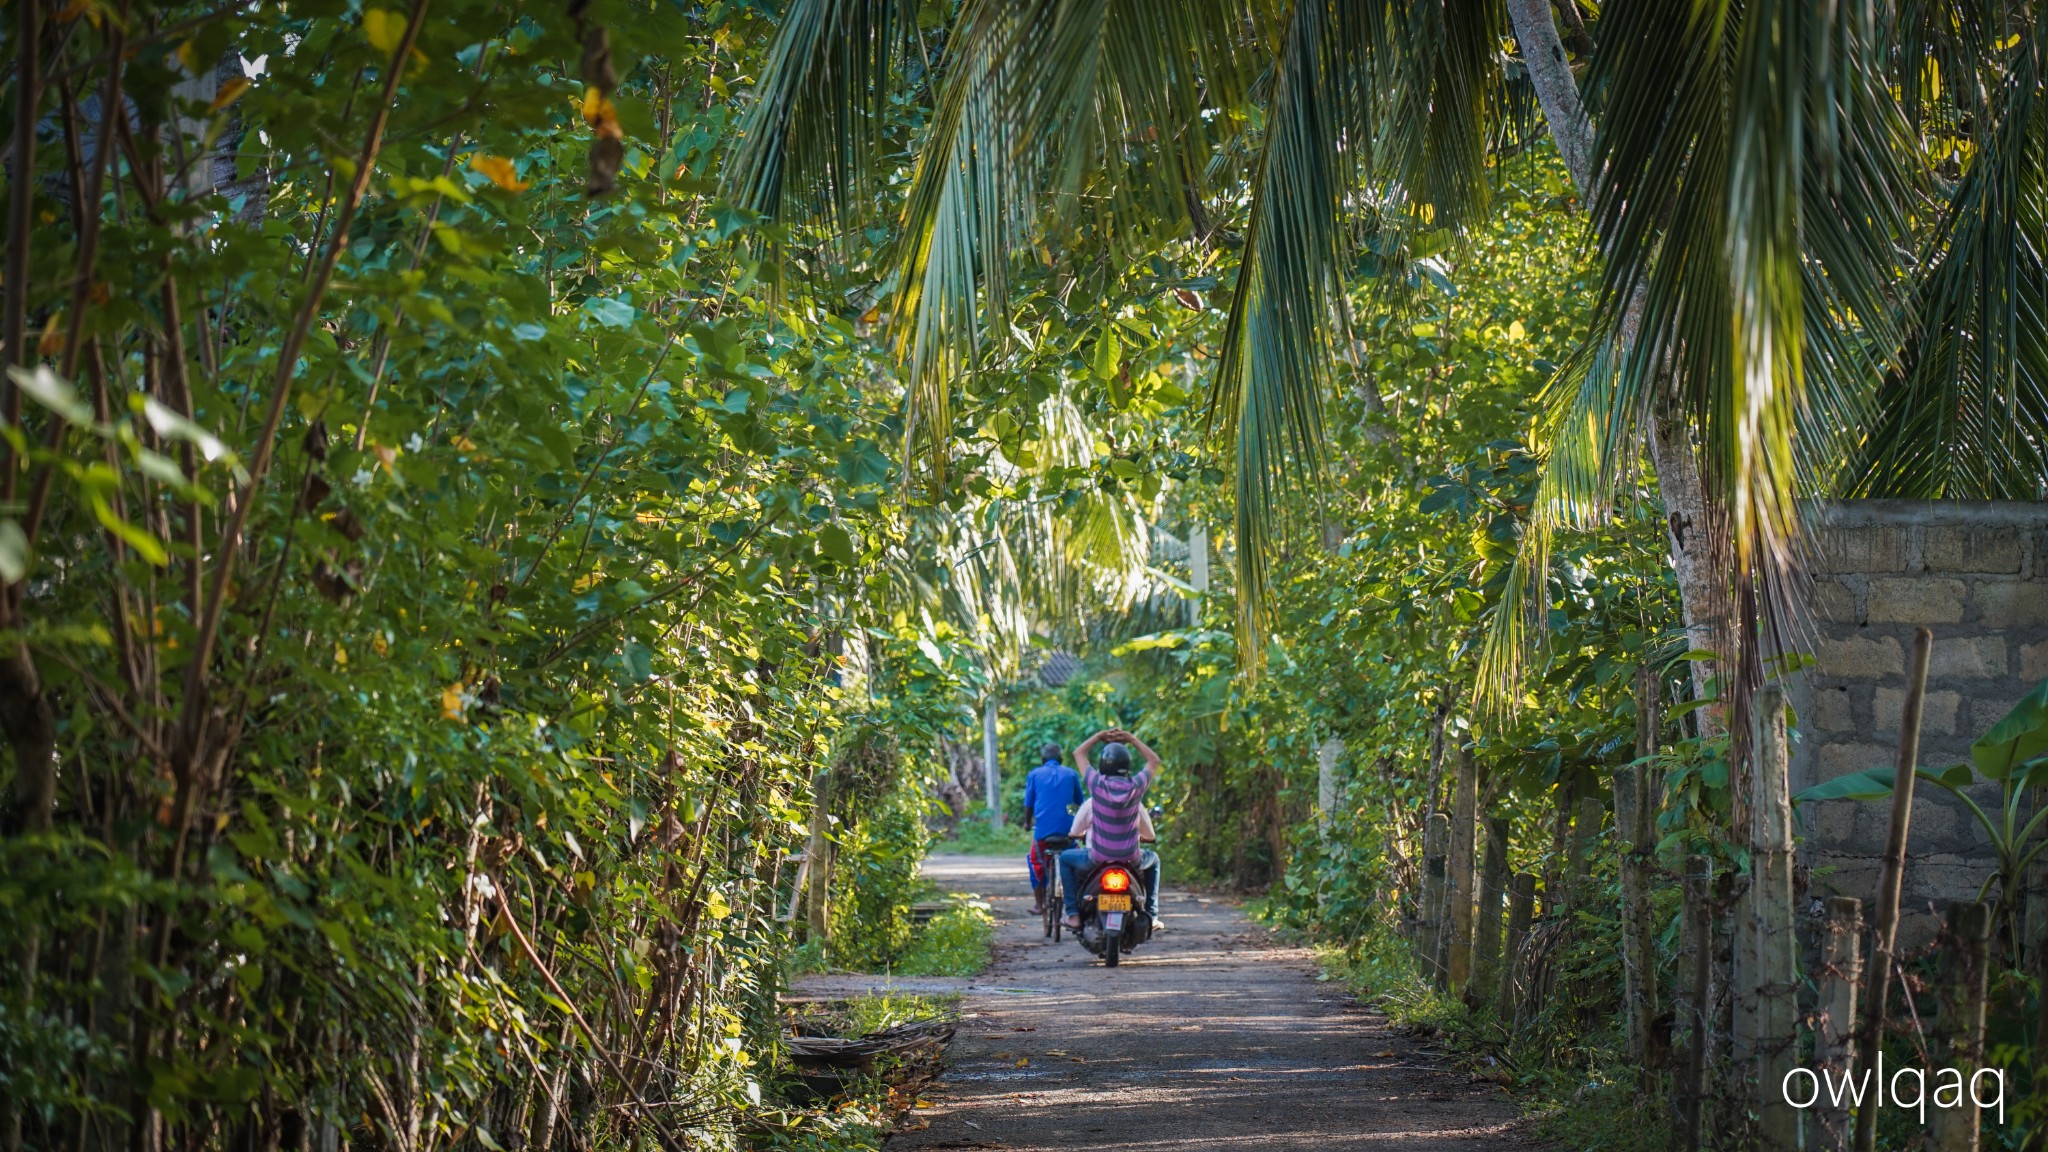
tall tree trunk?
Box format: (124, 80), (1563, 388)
(1504, 0), (1732, 736)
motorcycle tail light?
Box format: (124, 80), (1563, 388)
(1101, 869), (1131, 893)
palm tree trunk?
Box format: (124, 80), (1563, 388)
(1505, 0), (1732, 736)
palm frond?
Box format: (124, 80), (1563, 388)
(1212, 0), (1503, 663)
(1476, 332), (1637, 704)
(1846, 29), (2048, 498)
(724, 0), (914, 223)
(1585, 0), (1911, 697)
(890, 0), (1265, 472)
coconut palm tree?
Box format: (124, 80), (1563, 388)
(727, 0), (2048, 721)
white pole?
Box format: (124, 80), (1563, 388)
(983, 695), (1002, 827)
(1317, 736), (1343, 838)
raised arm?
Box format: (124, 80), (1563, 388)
(1108, 728), (1162, 774)
(1073, 729), (1108, 775)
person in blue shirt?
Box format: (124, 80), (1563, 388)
(1022, 742), (1084, 915)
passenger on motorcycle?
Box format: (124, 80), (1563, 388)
(1022, 742), (1083, 916)
(1067, 798), (1161, 925)
(1058, 727), (1161, 929)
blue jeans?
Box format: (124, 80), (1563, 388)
(1059, 848), (1161, 918)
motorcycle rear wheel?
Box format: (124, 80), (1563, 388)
(1103, 934), (1120, 967)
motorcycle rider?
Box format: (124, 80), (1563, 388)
(1066, 797), (1163, 926)
(1058, 727), (1162, 930)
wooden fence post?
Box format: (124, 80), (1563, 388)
(1614, 762), (1659, 1066)
(1855, 626), (1933, 1152)
(804, 769), (836, 943)
(1929, 901), (1993, 1152)
(1625, 662), (1663, 1070)
(1449, 746), (1478, 992)
(1546, 776), (1574, 919)
(1677, 854), (1712, 1152)
(1501, 872), (1536, 1018)
(1568, 791), (1602, 909)
(1815, 896), (1863, 1152)
(1750, 684), (1799, 1152)
(1420, 813), (1450, 988)
(1474, 816), (1508, 1006)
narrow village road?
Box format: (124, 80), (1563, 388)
(885, 855), (1546, 1151)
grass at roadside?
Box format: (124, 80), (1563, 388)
(1302, 929), (1673, 1152)
(896, 896), (995, 977)
(932, 818), (1033, 858)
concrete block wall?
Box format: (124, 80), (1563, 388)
(1790, 501), (2048, 939)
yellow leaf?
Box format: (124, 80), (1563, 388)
(440, 683), (465, 721)
(175, 39), (198, 75)
(468, 154), (530, 193)
(36, 314), (63, 357)
(705, 890), (732, 919)
(372, 633), (389, 657)
(450, 434), (477, 451)
(334, 642), (348, 667)
(572, 572), (602, 592)
(1507, 319), (1526, 342)
(208, 77), (250, 114)
(363, 8), (404, 55)
(581, 87), (622, 139)
(1014, 1058), (1028, 1068)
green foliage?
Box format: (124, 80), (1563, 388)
(895, 898), (996, 977)
(0, 3), (979, 1146)
(829, 764), (934, 972)
(1791, 678), (2048, 957)
(934, 818), (1034, 858)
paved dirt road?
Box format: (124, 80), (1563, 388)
(886, 855), (1543, 1152)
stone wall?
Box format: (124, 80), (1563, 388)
(1790, 501), (2048, 937)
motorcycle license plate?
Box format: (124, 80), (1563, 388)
(1097, 894), (1131, 912)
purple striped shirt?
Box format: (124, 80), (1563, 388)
(1083, 764), (1154, 863)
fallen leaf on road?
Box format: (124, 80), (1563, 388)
(1014, 1058), (1028, 1068)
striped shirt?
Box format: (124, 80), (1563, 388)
(1083, 764), (1154, 863)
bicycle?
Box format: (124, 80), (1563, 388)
(1036, 835), (1073, 941)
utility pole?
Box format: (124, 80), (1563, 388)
(1189, 523), (1209, 626)
(983, 694), (1002, 828)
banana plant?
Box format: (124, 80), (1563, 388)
(1793, 677), (2048, 958)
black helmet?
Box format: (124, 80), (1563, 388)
(1098, 742), (1132, 776)
(1039, 741), (1064, 762)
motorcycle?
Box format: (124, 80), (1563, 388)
(1073, 858), (1152, 967)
